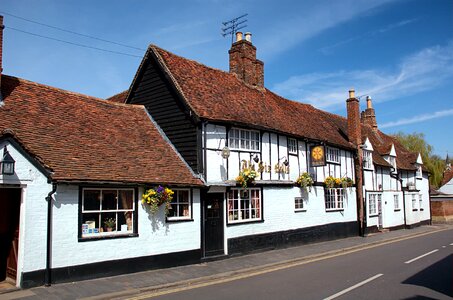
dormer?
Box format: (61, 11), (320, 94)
(415, 153), (423, 178)
(384, 144), (397, 173)
(362, 137), (374, 170)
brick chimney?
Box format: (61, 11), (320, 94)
(229, 32), (264, 88)
(346, 89), (361, 146)
(361, 96), (377, 130)
(0, 15), (4, 103)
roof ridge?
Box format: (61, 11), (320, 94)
(3, 74), (143, 110)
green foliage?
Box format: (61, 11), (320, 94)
(392, 132), (445, 188)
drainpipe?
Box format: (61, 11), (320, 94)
(45, 182), (57, 286)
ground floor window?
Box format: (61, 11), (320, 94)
(227, 188), (261, 223)
(419, 194), (423, 210)
(325, 188), (344, 210)
(81, 188), (136, 239)
(294, 197), (306, 211)
(167, 189), (191, 220)
(411, 194), (417, 210)
(368, 193), (382, 216)
(394, 194), (400, 210)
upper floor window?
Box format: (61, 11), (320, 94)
(229, 128), (260, 152)
(326, 147), (340, 164)
(416, 164), (422, 178)
(81, 188), (136, 239)
(386, 156), (397, 172)
(167, 189), (191, 221)
(227, 188), (261, 223)
(325, 188), (344, 211)
(363, 150), (373, 170)
(288, 138), (297, 155)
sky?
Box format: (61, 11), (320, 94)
(1, 0), (452, 157)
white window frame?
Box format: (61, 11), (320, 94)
(229, 128), (260, 152)
(416, 164), (422, 178)
(419, 194), (423, 210)
(363, 150), (373, 170)
(326, 147), (340, 164)
(167, 189), (192, 221)
(227, 188), (261, 223)
(81, 188), (135, 238)
(394, 194), (400, 210)
(368, 193), (382, 216)
(411, 194), (417, 210)
(288, 138), (297, 155)
(294, 197), (306, 212)
(325, 188), (344, 211)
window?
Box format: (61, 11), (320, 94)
(326, 147), (340, 163)
(229, 128), (260, 151)
(294, 197), (305, 211)
(416, 164), (422, 178)
(411, 194), (417, 210)
(325, 188), (344, 210)
(394, 194), (400, 210)
(419, 194), (423, 210)
(288, 138), (297, 155)
(167, 189), (191, 220)
(386, 156), (397, 172)
(81, 188), (135, 238)
(369, 194), (377, 215)
(228, 188), (261, 223)
(363, 150), (373, 170)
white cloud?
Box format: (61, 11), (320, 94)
(380, 108), (453, 128)
(272, 41), (453, 108)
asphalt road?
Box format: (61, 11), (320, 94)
(134, 229), (453, 300)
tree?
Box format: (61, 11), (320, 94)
(392, 132), (445, 188)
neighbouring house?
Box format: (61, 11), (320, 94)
(430, 157), (453, 223)
(0, 16), (203, 289)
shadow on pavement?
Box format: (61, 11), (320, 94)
(402, 254), (453, 298)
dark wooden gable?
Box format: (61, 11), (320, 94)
(126, 53), (201, 174)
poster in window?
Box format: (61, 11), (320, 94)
(310, 145), (326, 167)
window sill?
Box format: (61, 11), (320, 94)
(325, 209), (344, 212)
(79, 233), (138, 242)
(327, 161), (340, 165)
(294, 209), (307, 213)
(166, 218), (194, 223)
(227, 219), (264, 226)
(420, 208), (424, 211)
(412, 209), (418, 211)
(369, 214), (379, 217)
(394, 209), (401, 212)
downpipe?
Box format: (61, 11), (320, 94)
(45, 182), (57, 286)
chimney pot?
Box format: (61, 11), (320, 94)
(245, 32), (252, 42)
(348, 89), (355, 99)
(236, 31), (243, 42)
(366, 96), (372, 109)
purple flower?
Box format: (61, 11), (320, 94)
(157, 185), (164, 193)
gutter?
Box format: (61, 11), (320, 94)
(44, 182), (57, 286)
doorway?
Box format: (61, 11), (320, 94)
(0, 188), (21, 286)
(377, 194), (383, 229)
(203, 192), (224, 257)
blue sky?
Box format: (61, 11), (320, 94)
(2, 0), (452, 157)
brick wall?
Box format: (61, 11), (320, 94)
(431, 199), (453, 222)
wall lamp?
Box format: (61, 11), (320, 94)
(1, 146), (15, 175)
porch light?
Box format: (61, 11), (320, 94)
(221, 146), (231, 159)
(279, 156), (289, 166)
(253, 155), (259, 163)
(1, 146), (15, 175)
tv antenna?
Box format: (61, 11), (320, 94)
(221, 14), (248, 43)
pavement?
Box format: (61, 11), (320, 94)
(1, 223), (452, 300)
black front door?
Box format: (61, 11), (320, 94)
(203, 192), (224, 257)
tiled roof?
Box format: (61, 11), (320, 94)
(106, 90), (128, 103)
(149, 45), (353, 149)
(442, 169), (453, 186)
(0, 75), (203, 186)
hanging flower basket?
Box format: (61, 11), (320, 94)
(236, 167), (257, 188)
(296, 172), (314, 191)
(325, 176), (353, 189)
(142, 185), (174, 214)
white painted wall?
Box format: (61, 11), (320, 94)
(226, 186), (357, 239)
(50, 185), (201, 268)
(0, 141), (52, 287)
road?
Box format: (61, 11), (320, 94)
(128, 229), (453, 300)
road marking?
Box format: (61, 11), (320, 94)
(442, 246), (446, 248)
(405, 249), (439, 264)
(450, 243), (453, 246)
(323, 274), (383, 300)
